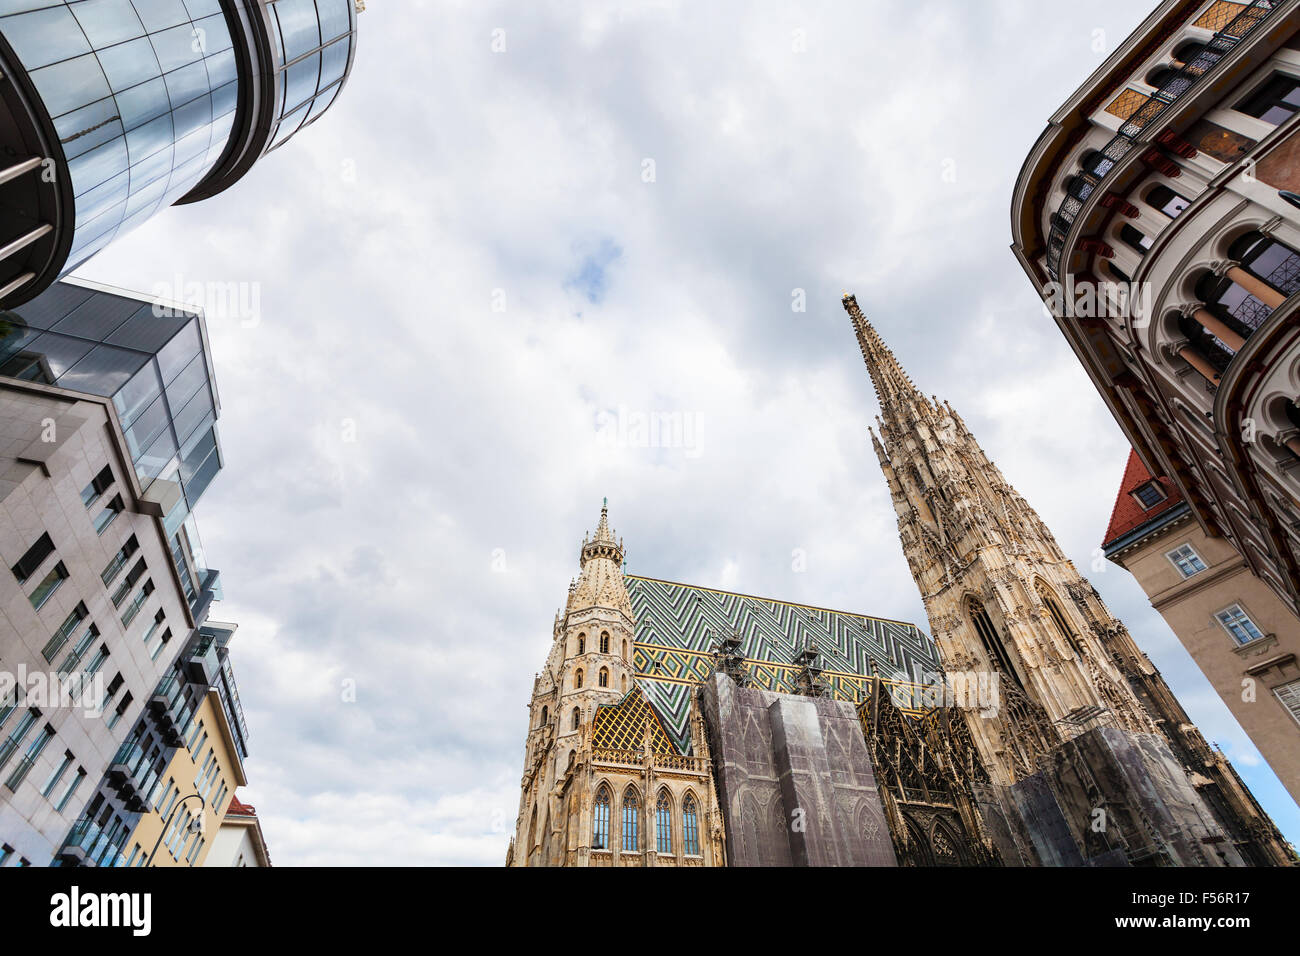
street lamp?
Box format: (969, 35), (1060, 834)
(145, 793), (206, 867)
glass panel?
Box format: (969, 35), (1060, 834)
(0, 6), (91, 70)
(96, 35), (162, 94)
(70, 0), (146, 47)
(28, 54), (112, 118)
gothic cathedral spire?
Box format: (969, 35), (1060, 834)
(841, 293), (1293, 864)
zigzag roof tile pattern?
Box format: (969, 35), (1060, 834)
(624, 575), (941, 753)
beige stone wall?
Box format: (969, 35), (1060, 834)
(1116, 518), (1300, 805)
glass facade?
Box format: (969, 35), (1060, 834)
(0, 0), (240, 271)
(263, 0), (354, 152)
(0, 279), (220, 518)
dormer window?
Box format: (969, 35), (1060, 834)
(1131, 480), (1167, 509)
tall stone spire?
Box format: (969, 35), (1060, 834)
(843, 293), (929, 426)
(841, 293), (1294, 864)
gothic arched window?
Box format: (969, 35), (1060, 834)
(598, 667), (609, 688)
(682, 793), (700, 856)
(540, 705), (548, 726)
(577, 634), (585, 654)
(592, 787), (610, 850)
(600, 632), (610, 654)
(966, 596), (1022, 688)
(571, 707), (581, 731)
(622, 789), (639, 851)
(656, 790), (673, 854)
(1037, 582), (1085, 657)
(622, 639), (628, 661)
(574, 668), (583, 689)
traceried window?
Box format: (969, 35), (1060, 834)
(1037, 583), (1084, 657)
(682, 794), (700, 856)
(656, 790), (672, 854)
(571, 707), (581, 731)
(622, 789), (639, 851)
(577, 633), (585, 654)
(1166, 544), (1208, 578)
(574, 669), (583, 689)
(592, 787), (610, 850)
(598, 668), (609, 688)
(966, 596), (1021, 687)
(599, 632), (610, 654)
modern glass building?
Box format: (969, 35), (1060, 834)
(0, 276), (223, 616)
(0, 0), (358, 306)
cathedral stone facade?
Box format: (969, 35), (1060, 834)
(506, 295), (1294, 867)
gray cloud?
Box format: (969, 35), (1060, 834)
(72, 0), (1299, 863)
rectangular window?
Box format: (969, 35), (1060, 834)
(11, 532), (55, 585)
(55, 767), (86, 813)
(185, 836), (205, 865)
(57, 626), (98, 677)
(41, 604), (88, 662)
(149, 627), (172, 662)
(83, 646), (110, 680)
(1132, 481), (1167, 509)
(1166, 543), (1208, 578)
(107, 692), (133, 731)
(1275, 679), (1300, 728)
(1237, 73), (1300, 126)
(100, 535), (139, 587)
(80, 466), (114, 508)
(120, 579), (154, 628)
(0, 845), (10, 867)
(111, 557), (147, 608)
(41, 750), (74, 798)
(186, 719), (205, 753)
(92, 495), (124, 536)
(0, 710), (40, 774)
(5, 723), (54, 791)
(27, 561), (68, 611)
(1215, 604), (1266, 644)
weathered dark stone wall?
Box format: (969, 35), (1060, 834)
(701, 673), (896, 866)
(1000, 726), (1244, 867)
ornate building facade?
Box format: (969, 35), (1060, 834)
(507, 295), (1294, 867)
(1010, 1), (1300, 618)
(844, 292), (1292, 865)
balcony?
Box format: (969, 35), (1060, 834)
(58, 819), (126, 868)
(1043, 0), (1279, 280)
(184, 632), (221, 685)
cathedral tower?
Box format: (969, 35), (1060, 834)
(508, 503), (724, 867)
(843, 294), (1292, 866)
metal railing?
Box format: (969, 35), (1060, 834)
(1045, 0), (1279, 280)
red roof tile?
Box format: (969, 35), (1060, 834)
(1102, 449), (1185, 548)
(226, 795), (257, 817)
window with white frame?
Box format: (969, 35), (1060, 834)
(1215, 604), (1265, 645)
(1275, 679), (1300, 728)
(1166, 543), (1208, 578)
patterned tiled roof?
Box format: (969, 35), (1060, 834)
(626, 575), (941, 753)
(1102, 449), (1185, 548)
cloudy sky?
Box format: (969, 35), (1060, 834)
(75, 0), (1300, 864)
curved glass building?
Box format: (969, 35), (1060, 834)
(0, 1), (357, 306)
